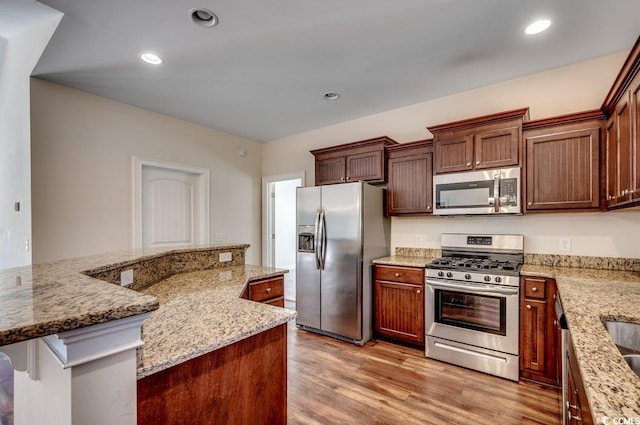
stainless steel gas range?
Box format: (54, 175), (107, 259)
(425, 233), (524, 381)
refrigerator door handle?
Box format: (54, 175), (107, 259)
(314, 210), (321, 270)
(319, 209), (327, 270)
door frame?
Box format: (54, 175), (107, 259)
(132, 156), (210, 249)
(262, 172), (305, 267)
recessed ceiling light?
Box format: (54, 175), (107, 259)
(323, 92), (340, 100)
(140, 52), (163, 65)
(525, 19), (551, 35)
(189, 8), (218, 27)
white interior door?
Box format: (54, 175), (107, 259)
(142, 167), (199, 248)
(133, 157), (210, 249)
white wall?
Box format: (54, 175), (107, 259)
(274, 179), (300, 269)
(30, 79), (263, 264)
(263, 51), (640, 259)
(0, 0), (62, 269)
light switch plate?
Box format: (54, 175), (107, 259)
(219, 252), (232, 262)
(214, 232), (224, 242)
(415, 234), (423, 245)
(121, 269), (134, 286)
(559, 238), (571, 252)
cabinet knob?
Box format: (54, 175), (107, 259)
(417, 290), (421, 294)
(346, 176), (350, 181)
(394, 273), (400, 277)
(427, 206), (431, 210)
(531, 287), (538, 292)
(553, 320), (558, 326)
(607, 195), (613, 201)
(475, 161), (480, 165)
(266, 287), (271, 293)
(340, 177), (344, 181)
(466, 162), (471, 166)
(526, 305), (532, 310)
(527, 202), (532, 207)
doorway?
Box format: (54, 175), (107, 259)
(133, 157), (210, 249)
(262, 173), (304, 306)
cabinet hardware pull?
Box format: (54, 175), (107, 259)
(394, 273), (400, 277)
(553, 320), (557, 326)
(266, 287), (272, 293)
(475, 161), (480, 165)
(340, 177), (344, 181)
(568, 413), (583, 422)
(527, 202), (532, 207)
(427, 206), (431, 210)
(526, 305), (532, 310)
(466, 162), (471, 166)
(531, 287), (538, 292)
(417, 290), (421, 294)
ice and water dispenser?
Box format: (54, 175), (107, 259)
(297, 225), (315, 252)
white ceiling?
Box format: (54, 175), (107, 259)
(33, 0), (640, 142)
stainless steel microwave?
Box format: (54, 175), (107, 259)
(433, 167), (521, 215)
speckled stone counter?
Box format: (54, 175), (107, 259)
(521, 265), (640, 421)
(136, 265), (296, 379)
(0, 244), (249, 346)
(372, 255), (436, 268)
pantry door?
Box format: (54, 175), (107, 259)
(133, 157), (210, 249)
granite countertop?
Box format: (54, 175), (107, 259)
(136, 265), (295, 378)
(372, 255), (439, 268)
(0, 244), (248, 347)
(521, 265), (640, 421)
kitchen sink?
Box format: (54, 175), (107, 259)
(603, 320), (640, 377)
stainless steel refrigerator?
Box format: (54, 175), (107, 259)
(296, 181), (390, 345)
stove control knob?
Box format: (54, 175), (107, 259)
(437, 271), (444, 277)
(446, 272), (453, 278)
(464, 274), (471, 280)
(495, 276), (502, 283)
(484, 276), (491, 282)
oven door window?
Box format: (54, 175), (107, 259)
(434, 289), (506, 336)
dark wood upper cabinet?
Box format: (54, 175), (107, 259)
(523, 111), (604, 212)
(386, 139), (433, 215)
(428, 108), (529, 174)
(311, 136), (398, 185)
(601, 35), (640, 210)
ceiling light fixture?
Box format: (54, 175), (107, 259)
(189, 8), (218, 27)
(140, 52), (163, 65)
(323, 92), (340, 100)
(525, 19), (551, 35)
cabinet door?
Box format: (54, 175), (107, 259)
(374, 280), (424, 346)
(632, 74), (640, 201)
(605, 117), (619, 207)
(345, 150), (384, 182)
(387, 151), (433, 215)
(566, 336), (594, 425)
(474, 126), (520, 170)
(434, 135), (474, 174)
(617, 98), (633, 203)
(315, 157), (345, 185)
(525, 127), (600, 210)
(521, 298), (547, 374)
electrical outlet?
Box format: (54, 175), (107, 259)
(559, 238), (571, 252)
(121, 269), (134, 286)
(415, 234), (423, 245)
(214, 232), (224, 242)
(219, 252), (232, 262)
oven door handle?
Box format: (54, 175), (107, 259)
(426, 279), (519, 296)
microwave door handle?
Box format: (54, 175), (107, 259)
(494, 172), (500, 213)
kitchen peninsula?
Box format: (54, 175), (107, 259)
(0, 244), (295, 425)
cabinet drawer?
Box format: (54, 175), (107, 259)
(523, 277), (547, 299)
(249, 276), (284, 302)
(264, 296), (285, 308)
(375, 266), (424, 284)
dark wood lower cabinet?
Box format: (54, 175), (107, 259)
(374, 265), (425, 347)
(137, 324), (287, 425)
(520, 276), (560, 387)
(566, 333), (594, 425)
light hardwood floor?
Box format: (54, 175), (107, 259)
(286, 320), (562, 425)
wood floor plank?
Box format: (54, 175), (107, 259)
(287, 321), (561, 425)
